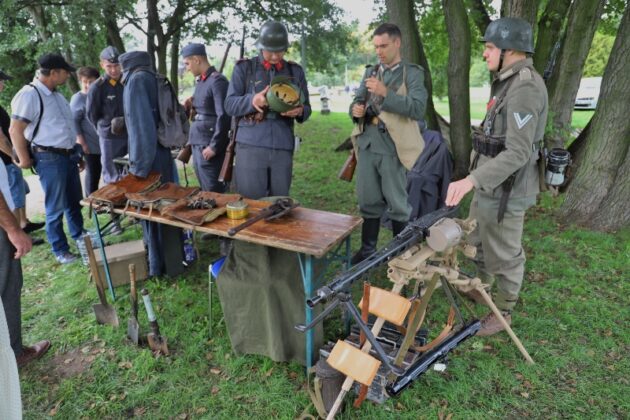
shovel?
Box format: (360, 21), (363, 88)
(85, 236), (119, 327)
(141, 288), (169, 355)
(127, 264), (140, 345)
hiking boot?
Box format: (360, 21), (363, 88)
(16, 340), (51, 368)
(460, 288), (488, 306)
(391, 220), (407, 237)
(351, 218), (380, 265)
(477, 311), (512, 337)
(55, 252), (79, 264)
(23, 220), (45, 234)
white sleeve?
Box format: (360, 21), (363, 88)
(11, 87), (40, 124)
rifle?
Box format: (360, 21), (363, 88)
(218, 27), (246, 183)
(305, 205), (459, 308)
(227, 197), (299, 236)
(219, 42), (231, 73)
(338, 149), (357, 182)
(543, 38), (562, 82)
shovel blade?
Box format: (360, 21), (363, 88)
(127, 318), (140, 344)
(147, 333), (169, 355)
(93, 304), (120, 327)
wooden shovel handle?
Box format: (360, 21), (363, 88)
(129, 264), (137, 318)
(85, 236), (108, 305)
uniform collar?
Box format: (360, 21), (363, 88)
(258, 54), (284, 71)
(33, 79), (54, 96)
(199, 66), (216, 82)
(496, 57), (533, 82)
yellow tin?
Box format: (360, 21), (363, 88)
(226, 200), (249, 220)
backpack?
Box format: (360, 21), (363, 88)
(155, 74), (189, 148)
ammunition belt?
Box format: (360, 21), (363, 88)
(472, 132), (506, 158)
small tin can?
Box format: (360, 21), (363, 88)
(226, 200), (249, 220)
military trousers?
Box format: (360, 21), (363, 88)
(468, 192), (534, 311)
(0, 228), (23, 356)
(356, 147), (411, 222)
(192, 145), (226, 193)
(100, 137), (128, 184)
(234, 143), (293, 200)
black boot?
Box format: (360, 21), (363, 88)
(391, 220), (407, 237)
(351, 218), (380, 265)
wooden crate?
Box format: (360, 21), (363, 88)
(93, 240), (148, 288)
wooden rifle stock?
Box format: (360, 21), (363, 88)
(338, 149), (357, 182)
(218, 119), (238, 183)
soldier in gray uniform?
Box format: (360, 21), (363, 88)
(86, 46), (128, 184)
(181, 43), (230, 192)
(445, 18), (548, 336)
(224, 20), (311, 199)
(349, 23), (427, 264)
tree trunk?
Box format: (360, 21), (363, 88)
(385, 0), (440, 131)
(443, 0), (471, 179)
(501, 0), (539, 28)
(170, 30), (181, 93)
(532, 0), (572, 77)
(102, 0), (126, 54)
(559, 4), (630, 231)
(468, 0), (491, 36)
(545, 0), (605, 149)
(147, 0), (160, 72)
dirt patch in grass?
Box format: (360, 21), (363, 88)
(51, 347), (98, 379)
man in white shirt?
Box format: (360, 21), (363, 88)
(9, 53), (85, 264)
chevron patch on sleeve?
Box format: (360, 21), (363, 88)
(514, 112), (533, 129)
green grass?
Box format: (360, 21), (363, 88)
(18, 112), (629, 418)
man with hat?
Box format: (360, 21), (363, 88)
(225, 20), (311, 199)
(10, 53), (84, 264)
(86, 46), (128, 186)
(119, 50), (183, 277)
(181, 43), (230, 193)
(445, 17), (548, 336)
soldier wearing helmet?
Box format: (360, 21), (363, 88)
(445, 17), (548, 336)
(224, 20), (311, 199)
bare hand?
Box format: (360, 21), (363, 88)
(445, 177), (474, 206)
(281, 105), (304, 118)
(202, 146), (216, 161)
(183, 96), (193, 112)
(252, 86), (270, 112)
(16, 156), (33, 169)
(365, 77), (387, 97)
(352, 103), (366, 118)
(7, 227), (32, 259)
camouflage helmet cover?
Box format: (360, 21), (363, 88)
(480, 17), (534, 54)
(255, 20), (290, 52)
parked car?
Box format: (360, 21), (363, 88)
(574, 77), (602, 110)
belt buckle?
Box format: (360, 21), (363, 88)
(371, 116), (379, 125)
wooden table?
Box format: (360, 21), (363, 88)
(82, 198), (362, 368)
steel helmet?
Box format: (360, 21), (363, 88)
(266, 76), (304, 113)
(256, 21), (290, 52)
(480, 17), (534, 54)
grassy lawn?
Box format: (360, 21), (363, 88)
(18, 112), (629, 418)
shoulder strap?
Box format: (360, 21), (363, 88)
(27, 83), (44, 143)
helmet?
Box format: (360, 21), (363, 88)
(480, 17), (534, 54)
(255, 21), (289, 52)
(266, 76), (304, 113)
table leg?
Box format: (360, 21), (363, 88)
(92, 211), (116, 301)
(302, 253), (313, 369)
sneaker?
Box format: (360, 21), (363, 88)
(476, 311), (512, 337)
(23, 220), (45, 234)
(16, 340), (51, 367)
(55, 252), (79, 264)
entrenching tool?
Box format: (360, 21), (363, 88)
(85, 236), (119, 327)
(126, 264), (140, 345)
(141, 288), (169, 355)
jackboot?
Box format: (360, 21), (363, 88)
(391, 220), (407, 237)
(351, 218), (380, 265)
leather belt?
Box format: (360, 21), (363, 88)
(194, 114), (216, 121)
(32, 145), (73, 155)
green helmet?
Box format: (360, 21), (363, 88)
(266, 76), (304, 113)
(480, 17), (534, 54)
(256, 21), (289, 52)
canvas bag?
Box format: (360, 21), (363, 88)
(155, 74), (189, 148)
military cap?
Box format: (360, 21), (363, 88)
(181, 43), (207, 58)
(38, 53), (76, 72)
(100, 46), (121, 63)
(0, 70), (12, 81)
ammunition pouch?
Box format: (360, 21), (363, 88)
(472, 129), (506, 158)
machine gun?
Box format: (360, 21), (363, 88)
(227, 197), (299, 236)
(306, 205), (459, 308)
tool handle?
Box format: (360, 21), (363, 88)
(141, 288), (157, 322)
(129, 264), (137, 317)
(85, 236), (108, 305)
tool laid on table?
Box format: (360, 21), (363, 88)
(141, 288), (169, 355)
(84, 236), (119, 327)
(227, 197), (299, 236)
(127, 264), (140, 345)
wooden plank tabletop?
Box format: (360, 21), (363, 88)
(82, 198), (362, 258)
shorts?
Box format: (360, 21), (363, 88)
(5, 163), (27, 209)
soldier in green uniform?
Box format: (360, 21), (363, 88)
(350, 23), (427, 264)
(445, 18), (548, 336)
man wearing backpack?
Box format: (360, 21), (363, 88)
(225, 20), (311, 199)
(445, 18), (548, 336)
(181, 43), (230, 193)
(10, 53), (84, 264)
(119, 51), (183, 277)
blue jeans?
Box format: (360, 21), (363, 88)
(34, 151), (84, 256)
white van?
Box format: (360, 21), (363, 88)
(574, 77), (602, 110)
